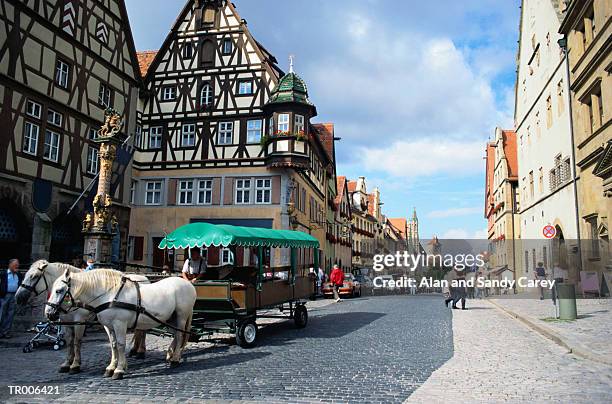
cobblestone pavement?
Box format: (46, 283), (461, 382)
(0, 295), (453, 403)
(489, 296), (612, 360)
(406, 299), (612, 404)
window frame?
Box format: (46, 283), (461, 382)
(26, 100), (42, 119)
(98, 83), (113, 108)
(222, 38), (233, 55)
(197, 179), (213, 205)
(246, 119), (263, 144)
(161, 86), (177, 101)
(178, 179), (195, 205)
(23, 121), (40, 156)
(181, 123), (197, 148)
(200, 83), (213, 108)
(255, 178), (272, 205)
(235, 178), (251, 204)
(47, 109), (63, 128)
(237, 80), (253, 96)
(86, 146), (99, 175)
(55, 58), (71, 89)
(218, 121), (233, 145)
(277, 113), (290, 133)
(43, 129), (60, 163)
(149, 126), (163, 149)
(182, 42), (193, 59)
(294, 114), (305, 134)
(144, 180), (163, 205)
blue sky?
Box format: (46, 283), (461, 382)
(125, 0), (521, 240)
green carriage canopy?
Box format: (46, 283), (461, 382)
(158, 222), (320, 250)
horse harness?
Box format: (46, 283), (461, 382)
(47, 276), (192, 335)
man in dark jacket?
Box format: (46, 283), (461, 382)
(0, 259), (23, 338)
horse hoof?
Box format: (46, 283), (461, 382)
(112, 372), (124, 380)
(59, 366), (70, 373)
(135, 352), (145, 360)
(103, 369), (114, 378)
(169, 361), (180, 368)
(127, 350), (136, 358)
(69, 367), (81, 374)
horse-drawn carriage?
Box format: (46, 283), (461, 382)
(155, 222), (320, 347)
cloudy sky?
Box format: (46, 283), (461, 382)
(125, 0), (520, 240)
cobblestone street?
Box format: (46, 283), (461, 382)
(0, 296), (453, 403)
(1, 296), (611, 403)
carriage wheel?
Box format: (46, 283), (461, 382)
(236, 320), (257, 348)
(58, 339), (66, 347)
(294, 305), (308, 328)
(23, 344), (33, 353)
(53, 344), (61, 351)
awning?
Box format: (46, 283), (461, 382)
(158, 222), (320, 250)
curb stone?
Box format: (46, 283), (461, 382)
(487, 299), (612, 366)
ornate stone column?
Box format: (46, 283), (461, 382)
(82, 108), (123, 264)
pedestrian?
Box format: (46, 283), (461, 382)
(535, 261), (546, 300)
(182, 247), (207, 283)
(317, 267), (325, 294)
(84, 258), (95, 271)
(330, 264), (344, 302)
(0, 259), (23, 338)
(452, 266), (467, 310)
(443, 268), (456, 307)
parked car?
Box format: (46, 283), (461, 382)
(322, 273), (362, 298)
(355, 274), (374, 295)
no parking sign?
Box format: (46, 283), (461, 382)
(543, 225), (556, 239)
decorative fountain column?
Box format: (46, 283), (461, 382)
(82, 108), (123, 264)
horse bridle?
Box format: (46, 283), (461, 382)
(45, 278), (77, 315)
(21, 268), (50, 297)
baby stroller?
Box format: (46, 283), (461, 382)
(23, 322), (66, 353)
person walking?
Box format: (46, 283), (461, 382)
(452, 266), (467, 310)
(443, 268), (456, 307)
(330, 265), (344, 302)
(317, 267), (325, 295)
(0, 259), (23, 338)
(535, 262), (547, 300)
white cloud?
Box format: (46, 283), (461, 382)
(442, 228), (488, 239)
(427, 207), (482, 219)
(358, 138), (484, 179)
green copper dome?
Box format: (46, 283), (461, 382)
(267, 72), (313, 106)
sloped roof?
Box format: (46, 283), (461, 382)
(136, 50), (158, 78)
(268, 72), (313, 106)
(388, 218), (407, 239)
(312, 123), (335, 163)
(347, 180), (357, 193)
(335, 176), (346, 206)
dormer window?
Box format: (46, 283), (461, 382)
(278, 114), (289, 133)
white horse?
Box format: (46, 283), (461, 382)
(16, 260), (149, 373)
(46, 268), (196, 380)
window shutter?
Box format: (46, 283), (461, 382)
(201, 40), (215, 66)
(223, 177), (234, 205)
(212, 177), (222, 205)
(167, 179), (177, 205)
(133, 237), (144, 261)
(271, 176), (281, 204)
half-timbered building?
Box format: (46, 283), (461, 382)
(0, 0), (140, 265)
(127, 0), (334, 270)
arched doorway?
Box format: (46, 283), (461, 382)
(0, 198), (31, 266)
(551, 225), (568, 269)
(50, 213), (83, 264)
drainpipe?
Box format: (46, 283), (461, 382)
(511, 182), (517, 294)
(558, 36), (583, 281)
